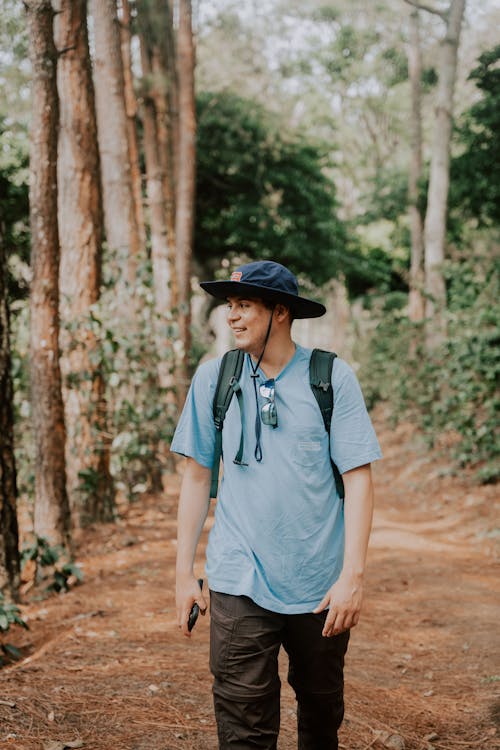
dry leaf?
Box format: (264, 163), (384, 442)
(43, 740), (84, 750)
(384, 734), (406, 750)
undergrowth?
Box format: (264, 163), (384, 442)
(358, 251), (499, 483)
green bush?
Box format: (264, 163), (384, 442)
(358, 251), (500, 482)
(21, 536), (83, 592)
(11, 255), (179, 507)
(0, 593), (28, 665)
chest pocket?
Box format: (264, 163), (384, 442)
(291, 428), (327, 467)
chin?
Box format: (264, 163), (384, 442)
(234, 342), (250, 352)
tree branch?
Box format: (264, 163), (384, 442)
(403, 0), (447, 21)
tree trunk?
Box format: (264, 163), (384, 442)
(155, 0), (179, 212)
(0, 234), (20, 599)
(120, 0), (147, 250)
(26, 0), (71, 547)
(55, 0), (115, 526)
(407, 8), (425, 323)
(151, 44), (178, 312)
(136, 0), (179, 311)
(90, 0), (141, 295)
(175, 0), (196, 397)
(139, 33), (175, 389)
(423, 0), (466, 341)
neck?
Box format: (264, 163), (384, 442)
(250, 337), (296, 379)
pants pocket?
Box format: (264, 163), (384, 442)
(209, 591), (282, 699)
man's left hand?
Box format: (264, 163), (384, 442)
(313, 572), (363, 637)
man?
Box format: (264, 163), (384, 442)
(172, 260), (382, 749)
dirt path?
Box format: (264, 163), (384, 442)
(1, 412), (499, 750)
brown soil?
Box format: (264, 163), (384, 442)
(1, 408), (499, 750)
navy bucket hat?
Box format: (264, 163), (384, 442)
(200, 261), (326, 319)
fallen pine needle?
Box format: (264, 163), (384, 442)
(129, 719), (213, 732)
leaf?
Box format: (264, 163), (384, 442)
(384, 735), (406, 750)
(2, 642), (21, 659)
(63, 563), (83, 582)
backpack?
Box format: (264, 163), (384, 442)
(210, 348), (345, 500)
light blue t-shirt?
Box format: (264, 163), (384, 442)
(171, 344), (382, 614)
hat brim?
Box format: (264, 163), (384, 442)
(199, 281), (326, 319)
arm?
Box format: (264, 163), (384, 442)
(175, 457), (212, 637)
(313, 463), (374, 637)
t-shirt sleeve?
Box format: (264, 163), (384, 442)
(170, 357), (221, 468)
(330, 358), (382, 475)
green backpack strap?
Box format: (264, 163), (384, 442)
(309, 349), (345, 500)
(211, 349), (246, 498)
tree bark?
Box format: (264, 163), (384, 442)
(55, 0), (114, 526)
(139, 33), (175, 389)
(151, 43), (178, 312)
(175, 0), (196, 397)
(407, 8), (425, 323)
(0, 233), (20, 599)
(423, 0), (466, 341)
(119, 0), (147, 250)
(136, 0), (178, 309)
(155, 0), (179, 209)
(90, 0), (142, 296)
(26, 0), (71, 547)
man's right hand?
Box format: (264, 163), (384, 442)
(176, 574), (207, 637)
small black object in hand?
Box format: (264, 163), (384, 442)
(188, 579), (204, 632)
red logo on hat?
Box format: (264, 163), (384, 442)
(231, 271), (243, 281)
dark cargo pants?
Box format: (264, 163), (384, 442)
(209, 591), (350, 750)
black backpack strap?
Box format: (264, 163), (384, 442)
(210, 349), (245, 498)
(309, 349), (345, 500)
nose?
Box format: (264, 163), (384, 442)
(227, 305), (240, 323)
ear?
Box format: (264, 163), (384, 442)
(274, 304), (291, 322)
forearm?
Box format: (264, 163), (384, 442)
(313, 463), (374, 634)
(176, 458), (211, 577)
(341, 464), (374, 580)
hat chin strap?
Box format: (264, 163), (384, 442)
(249, 307), (274, 377)
(248, 307), (275, 463)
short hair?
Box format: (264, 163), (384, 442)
(262, 298), (295, 324)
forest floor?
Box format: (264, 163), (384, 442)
(1, 407), (499, 750)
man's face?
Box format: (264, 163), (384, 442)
(226, 296), (273, 356)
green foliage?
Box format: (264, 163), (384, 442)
(21, 536), (60, 568)
(95, 256), (178, 498)
(10, 250), (178, 505)
(0, 593), (28, 665)
(48, 563), (83, 594)
(361, 167), (410, 225)
(0, 593), (28, 633)
(0, 119), (30, 302)
(358, 252), (500, 482)
(21, 536), (83, 593)
(10, 299), (35, 502)
(381, 46), (408, 87)
(195, 91), (350, 287)
(421, 66), (438, 91)
(0, 0), (30, 123)
(347, 164), (413, 300)
(450, 44), (500, 227)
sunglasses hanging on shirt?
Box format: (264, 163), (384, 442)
(259, 379), (278, 428)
